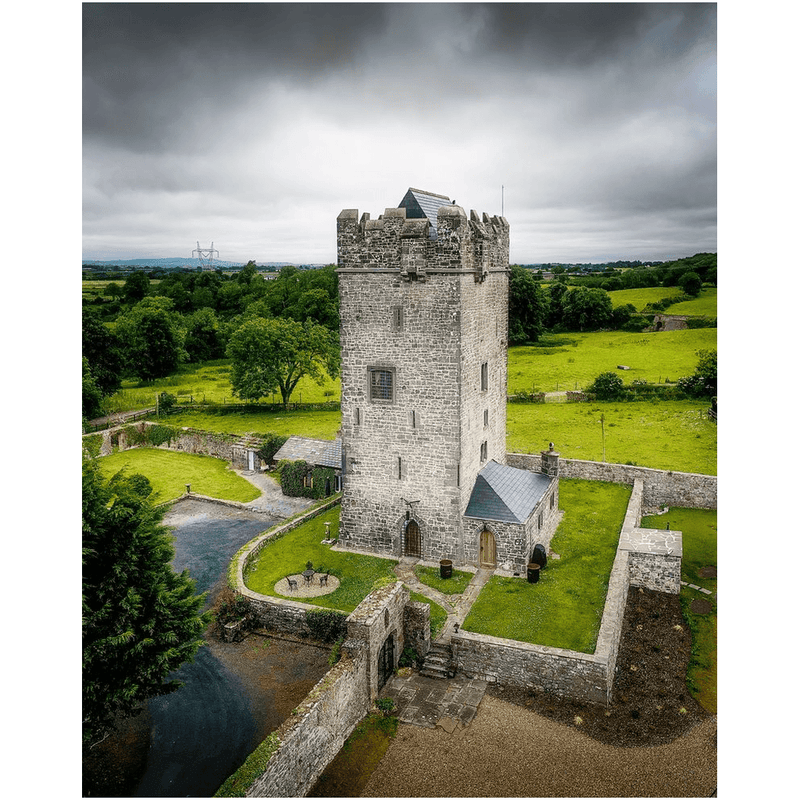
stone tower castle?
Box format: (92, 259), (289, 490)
(336, 189), (559, 570)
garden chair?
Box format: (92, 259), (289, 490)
(286, 576), (297, 592)
(319, 573), (329, 587)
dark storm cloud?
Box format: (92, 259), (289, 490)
(83, 3), (390, 150)
(82, 3), (716, 263)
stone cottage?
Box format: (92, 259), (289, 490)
(336, 188), (560, 572)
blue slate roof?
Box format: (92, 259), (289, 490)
(398, 188), (452, 238)
(272, 436), (342, 469)
(464, 460), (553, 524)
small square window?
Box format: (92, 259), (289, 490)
(369, 368), (394, 402)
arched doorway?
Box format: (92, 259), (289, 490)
(405, 519), (421, 558)
(377, 633), (394, 690)
(479, 529), (496, 567)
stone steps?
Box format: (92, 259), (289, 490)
(420, 642), (454, 679)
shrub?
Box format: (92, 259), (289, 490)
(586, 372), (625, 400)
(375, 698), (396, 716)
(305, 608), (348, 643)
(158, 391), (177, 413)
(256, 432), (289, 465)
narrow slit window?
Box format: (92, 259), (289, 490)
(483, 409), (489, 428)
(480, 441), (488, 462)
(481, 362), (488, 391)
(392, 306), (404, 331)
(398, 456), (402, 480)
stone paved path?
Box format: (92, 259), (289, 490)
(392, 558), (494, 645)
(379, 672), (489, 732)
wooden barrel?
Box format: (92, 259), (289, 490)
(440, 559), (453, 579)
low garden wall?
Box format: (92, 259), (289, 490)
(506, 452), (716, 511)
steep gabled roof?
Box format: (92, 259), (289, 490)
(398, 188), (452, 238)
(272, 436), (342, 469)
(464, 460), (552, 524)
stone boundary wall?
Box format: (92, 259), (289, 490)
(245, 639), (371, 797)
(506, 452), (716, 511)
(452, 480), (646, 705)
(85, 421), (260, 469)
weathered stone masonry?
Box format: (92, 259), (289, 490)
(337, 199), (511, 566)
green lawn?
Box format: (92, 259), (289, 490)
(508, 328), (717, 393)
(462, 479), (631, 652)
(243, 508), (398, 613)
(607, 287), (683, 310)
(507, 400), (716, 474)
(640, 507), (717, 712)
(665, 288), (717, 317)
(167, 408), (342, 440)
(105, 360), (341, 412)
(413, 565), (473, 595)
(96, 448), (261, 504)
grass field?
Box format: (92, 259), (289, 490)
(243, 507), (398, 613)
(640, 507), (717, 713)
(606, 287), (684, 310)
(507, 400), (716, 474)
(167, 408), (342, 440)
(665, 288), (717, 316)
(462, 479), (631, 651)
(508, 328), (717, 393)
(106, 361), (341, 412)
(96, 448), (261, 504)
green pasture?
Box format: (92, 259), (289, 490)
(508, 328), (717, 393)
(105, 360), (341, 412)
(96, 448), (261, 504)
(640, 507), (717, 713)
(166, 408), (342, 440)
(665, 288), (717, 317)
(243, 507), (398, 613)
(508, 400), (716, 475)
(463, 479), (631, 652)
(606, 287), (683, 310)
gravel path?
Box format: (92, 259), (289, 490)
(362, 695), (716, 797)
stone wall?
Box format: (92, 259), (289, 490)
(245, 639), (370, 797)
(403, 600), (431, 662)
(506, 452), (716, 511)
(89, 421), (260, 470)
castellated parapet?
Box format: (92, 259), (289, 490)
(337, 204), (509, 282)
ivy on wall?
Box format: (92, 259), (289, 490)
(276, 459), (337, 499)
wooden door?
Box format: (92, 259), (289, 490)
(405, 519), (421, 558)
(479, 529), (496, 567)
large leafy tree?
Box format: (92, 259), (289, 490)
(82, 458), (210, 745)
(227, 317), (339, 408)
(82, 309), (124, 397)
(115, 298), (185, 381)
(508, 264), (549, 344)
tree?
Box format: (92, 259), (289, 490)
(82, 458), (210, 744)
(122, 271), (150, 305)
(677, 349), (717, 398)
(227, 317), (339, 408)
(678, 270), (703, 296)
(83, 357), (104, 419)
(508, 264), (549, 344)
(115, 299), (185, 381)
(184, 307), (227, 362)
(561, 287), (613, 331)
(83, 309), (124, 396)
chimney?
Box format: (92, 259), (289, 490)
(541, 442), (560, 477)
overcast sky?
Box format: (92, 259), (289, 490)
(83, 2), (716, 264)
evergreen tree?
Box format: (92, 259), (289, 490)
(82, 458), (210, 744)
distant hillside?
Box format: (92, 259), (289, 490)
(82, 257), (296, 269)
